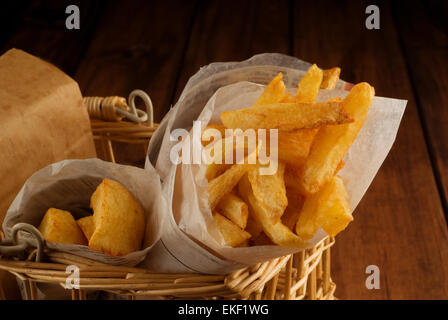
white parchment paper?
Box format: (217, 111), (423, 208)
(145, 53), (407, 274)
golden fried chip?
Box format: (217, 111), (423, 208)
(252, 72), (286, 107)
(238, 175), (308, 248)
(251, 232), (275, 246)
(216, 193), (248, 229)
(277, 129), (318, 166)
(214, 212), (251, 247)
(296, 176), (352, 239)
(244, 214), (263, 238)
(296, 64), (323, 103)
(208, 163), (250, 209)
(220, 101), (352, 131)
(89, 178), (146, 256)
(247, 163), (288, 221)
(76, 215), (95, 242)
(321, 67), (341, 90)
(299, 82), (374, 194)
(38, 208), (87, 245)
(315, 176), (352, 237)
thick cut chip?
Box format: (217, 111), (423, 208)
(296, 64), (323, 103)
(247, 163), (287, 221)
(216, 193), (248, 229)
(38, 208), (87, 245)
(296, 176), (352, 239)
(238, 175), (308, 248)
(208, 163), (249, 209)
(252, 72), (286, 107)
(220, 101), (352, 131)
(299, 82), (375, 194)
(89, 178), (146, 256)
(320, 67), (341, 90)
(277, 129), (318, 166)
(214, 212), (251, 247)
(76, 215), (95, 242)
(315, 176), (352, 237)
(201, 124), (226, 146)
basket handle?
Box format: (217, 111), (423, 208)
(0, 223), (44, 262)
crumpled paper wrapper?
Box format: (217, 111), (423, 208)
(2, 158), (167, 267)
(145, 53), (407, 274)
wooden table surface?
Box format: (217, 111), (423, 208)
(1, 0), (447, 299)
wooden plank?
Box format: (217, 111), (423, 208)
(1, 0), (108, 75)
(0, 1), (30, 49)
(173, 0), (291, 102)
(74, 0), (198, 165)
(392, 0), (448, 216)
(293, 0), (448, 299)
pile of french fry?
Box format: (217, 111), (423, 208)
(203, 64), (375, 248)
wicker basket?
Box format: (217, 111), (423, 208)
(0, 94), (336, 300)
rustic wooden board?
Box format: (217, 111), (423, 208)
(392, 0), (448, 220)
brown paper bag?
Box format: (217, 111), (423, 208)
(0, 49), (96, 299)
(0, 49), (96, 224)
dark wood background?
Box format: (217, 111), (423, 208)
(1, 0), (447, 299)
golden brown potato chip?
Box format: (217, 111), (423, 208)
(206, 163), (231, 181)
(315, 176), (352, 237)
(296, 176), (352, 239)
(277, 129), (318, 166)
(89, 178), (146, 256)
(320, 67), (341, 90)
(252, 72), (286, 107)
(76, 215), (95, 242)
(208, 163), (250, 210)
(238, 175), (308, 248)
(296, 64), (323, 103)
(214, 212), (251, 247)
(299, 82), (374, 194)
(216, 193), (248, 229)
(220, 101), (352, 131)
(39, 208), (87, 245)
(247, 163), (288, 221)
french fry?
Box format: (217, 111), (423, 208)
(315, 176), (352, 237)
(277, 129), (318, 166)
(296, 176), (352, 239)
(238, 175), (308, 248)
(296, 64), (323, 103)
(208, 163), (250, 209)
(252, 72), (286, 107)
(320, 67), (341, 90)
(76, 215), (95, 242)
(216, 193), (248, 229)
(220, 101), (352, 131)
(299, 82), (375, 194)
(39, 208), (87, 245)
(201, 124), (227, 146)
(247, 163), (288, 221)
(214, 212), (251, 247)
